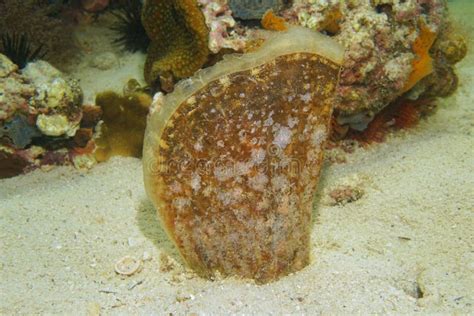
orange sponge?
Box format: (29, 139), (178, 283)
(261, 10), (287, 31)
(402, 20), (437, 93)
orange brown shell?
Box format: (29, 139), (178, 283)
(143, 28), (344, 283)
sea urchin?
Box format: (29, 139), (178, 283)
(0, 33), (47, 68)
(109, 0), (150, 53)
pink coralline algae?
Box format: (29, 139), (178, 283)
(199, 0), (249, 53)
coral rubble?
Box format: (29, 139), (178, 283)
(142, 0), (210, 87)
(143, 27), (344, 283)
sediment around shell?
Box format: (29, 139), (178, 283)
(143, 27), (343, 283)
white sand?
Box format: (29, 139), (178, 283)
(1, 2), (473, 314)
(65, 15), (147, 104)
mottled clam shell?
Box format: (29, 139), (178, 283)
(143, 27), (343, 283)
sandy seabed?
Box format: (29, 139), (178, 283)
(1, 2), (473, 315)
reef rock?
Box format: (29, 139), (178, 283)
(0, 54), (94, 178)
(283, 0), (464, 130)
(143, 27), (344, 283)
(20, 60), (83, 138)
(195, 0), (465, 133)
(0, 57), (36, 123)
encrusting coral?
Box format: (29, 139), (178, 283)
(94, 91), (152, 162)
(143, 27), (344, 283)
(142, 0), (210, 87)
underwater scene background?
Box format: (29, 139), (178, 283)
(0, 0), (473, 314)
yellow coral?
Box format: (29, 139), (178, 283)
(142, 0), (209, 85)
(402, 20), (437, 93)
(94, 91), (152, 162)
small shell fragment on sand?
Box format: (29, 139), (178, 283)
(143, 27), (344, 283)
(114, 256), (142, 276)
